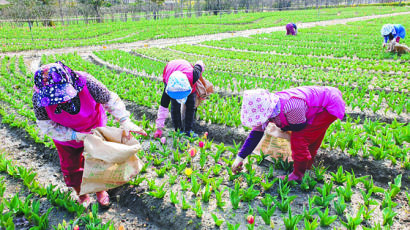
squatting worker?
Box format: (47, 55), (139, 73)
(381, 24), (406, 47)
(154, 59), (205, 138)
(286, 23), (298, 36)
(232, 86), (346, 181)
(32, 62), (146, 207)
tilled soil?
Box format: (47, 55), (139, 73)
(0, 119), (161, 229)
(0, 111), (409, 229)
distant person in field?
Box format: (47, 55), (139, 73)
(381, 24), (406, 47)
(286, 23), (297, 36)
(232, 86), (346, 181)
(154, 60), (205, 138)
(32, 62), (146, 207)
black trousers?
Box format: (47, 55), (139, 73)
(170, 93), (196, 133)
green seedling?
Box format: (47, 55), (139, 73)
(153, 156), (165, 167)
(197, 169), (211, 184)
(283, 207), (303, 230)
(381, 191), (398, 209)
(304, 218), (319, 230)
(314, 184), (336, 208)
(130, 175), (145, 186)
(227, 167), (240, 181)
(173, 162), (188, 175)
(340, 206), (364, 230)
(229, 181), (242, 210)
(147, 182), (166, 199)
(199, 150), (207, 168)
(388, 174), (402, 198)
(211, 178), (224, 192)
(261, 176), (278, 191)
(406, 191), (410, 206)
(181, 194), (191, 210)
(212, 164), (222, 176)
(191, 175), (201, 196)
(147, 178), (157, 191)
(155, 167), (167, 178)
(242, 171), (262, 187)
(170, 190), (179, 205)
(278, 179), (293, 198)
(317, 181), (333, 197)
(334, 196), (347, 216)
(221, 156), (233, 167)
(167, 172), (177, 185)
(360, 189), (378, 207)
(257, 204), (276, 225)
(215, 187), (227, 209)
(211, 146), (225, 163)
(363, 177), (384, 194)
(244, 157), (254, 173)
(303, 196), (319, 221)
(228, 140), (242, 155)
(180, 178), (190, 191)
(318, 207), (337, 227)
(362, 205), (376, 221)
(382, 206), (397, 227)
(227, 221), (240, 230)
(273, 157), (294, 173)
(267, 165), (274, 179)
(254, 150), (268, 165)
(336, 183), (353, 202)
(173, 148), (181, 163)
(193, 199), (203, 218)
(149, 141), (158, 153)
(241, 185), (260, 202)
(140, 160), (151, 174)
(330, 166), (347, 185)
(211, 213), (224, 227)
(261, 193), (276, 208)
(300, 172), (317, 192)
(346, 169), (368, 187)
(275, 195), (297, 213)
(202, 183), (211, 203)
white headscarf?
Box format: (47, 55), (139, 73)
(381, 24), (395, 36)
(166, 71), (192, 104)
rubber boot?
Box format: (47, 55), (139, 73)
(73, 186), (91, 208)
(278, 160), (308, 182)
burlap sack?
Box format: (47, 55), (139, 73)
(388, 40), (410, 54)
(79, 126), (143, 195)
(253, 123), (292, 162)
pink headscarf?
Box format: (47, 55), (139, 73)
(241, 89), (280, 128)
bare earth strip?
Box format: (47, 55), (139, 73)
(1, 11), (409, 58)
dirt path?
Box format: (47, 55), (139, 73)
(1, 11), (409, 58)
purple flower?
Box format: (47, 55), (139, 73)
(40, 97), (50, 106)
(51, 72), (62, 83)
(248, 101), (253, 105)
(252, 108), (256, 113)
(256, 98), (261, 102)
(255, 115), (260, 120)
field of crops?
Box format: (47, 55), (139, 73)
(1, 6), (409, 52)
(0, 5), (409, 230)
